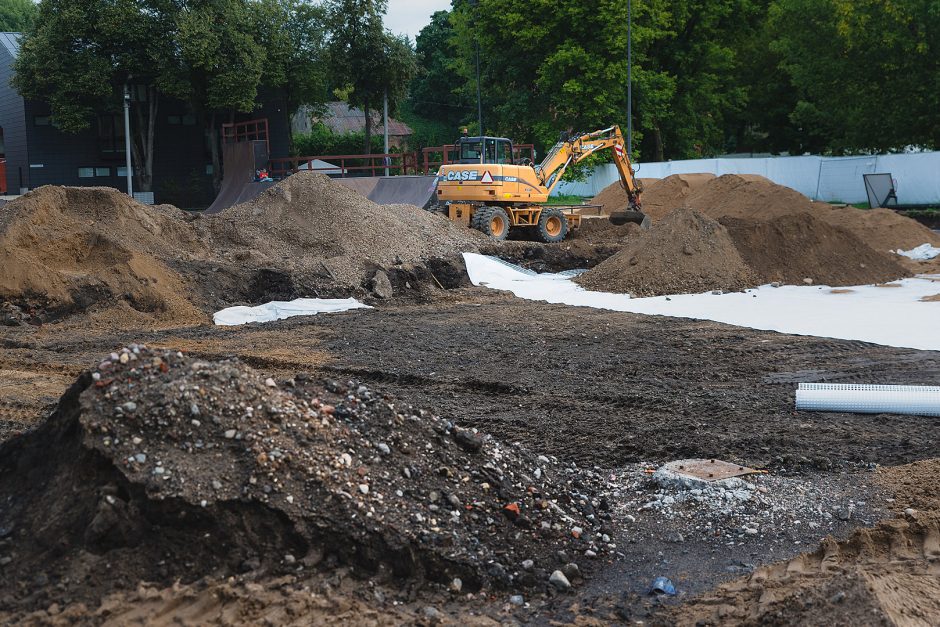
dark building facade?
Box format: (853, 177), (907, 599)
(0, 32), (291, 207)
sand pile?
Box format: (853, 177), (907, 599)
(670, 512), (940, 626)
(0, 347), (613, 612)
(200, 172), (485, 286)
(585, 174), (917, 291)
(0, 186), (207, 325)
(818, 206), (940, 253)
(591, 174), (716, 220)
(575, 208), (756, 296)
(682, 173), (816, 221)
(720, 213), (909, 286)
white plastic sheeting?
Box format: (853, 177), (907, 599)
(214, 298), (370, 326)
(554, 151), (940, 205)
(463, 253), (940, 351)
(795, 383), (940, 417)
(896, 244), (940, 260)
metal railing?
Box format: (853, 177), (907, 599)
(221, 118), (270, 155)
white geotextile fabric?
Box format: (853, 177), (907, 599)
(214, 298), (370, 326)
(896, 243), (940, 260)
(463, 253), (940, 351)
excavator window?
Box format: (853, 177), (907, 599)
(459, 140), (482, 162)
(484, 138), (497, 163)
(497, 140), (513, 164)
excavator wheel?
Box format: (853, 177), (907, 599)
(471, 206), (510, 240)
(536, 207), (569, 243)
(609, 209), (652, 230)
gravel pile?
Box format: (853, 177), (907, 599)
(606, 462), (883, 559)
(0, 347), (614, 612)
(199, 172), (485, 286)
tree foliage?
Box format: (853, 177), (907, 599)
(0, 0), (37, 32)
(770, 0), (940, 153)
(326, 0), (417, 153)
(408, 0), (937, 161)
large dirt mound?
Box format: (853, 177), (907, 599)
(0, 186), (206, 325)
(200, 172), (485, 286)
(0, 347), (613, 612)
(591, 174), (716, 220)
(720, 212), (910, 286)
(819, 206), (940, 253)
(575, 208), (757, 296)
(683, 173), (815, 221)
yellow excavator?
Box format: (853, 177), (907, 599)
(434, 125), (647, 242)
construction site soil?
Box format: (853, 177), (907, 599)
(1, 176), (939, 625)
(586, 174), (927, 294)
(575, 208), (757, 296)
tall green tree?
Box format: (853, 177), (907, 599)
(253, 0), (331, 154)
(326, 0), (417, 154)
(409, 10), (470, 130)
(162, 0), (266, 187)
(13, 0), (176, 191)
(448, 0), (755, 161)
(0, 0), (37, 31)
(770, 0), (939, 153)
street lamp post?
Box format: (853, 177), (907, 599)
(123, 84), (133, 197)
(627, 0), (633, 157)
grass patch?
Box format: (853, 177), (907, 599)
(547, 194), (590, 206)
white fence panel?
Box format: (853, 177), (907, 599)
(553, 151), (940, 206)
(815, 157), (877, 203)
(875, 153), (940, 206)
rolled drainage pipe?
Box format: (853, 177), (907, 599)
(795, 383), (940, 417)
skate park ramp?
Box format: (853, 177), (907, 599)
(335, 175), (438, 209)
(204, 140), (275, 214)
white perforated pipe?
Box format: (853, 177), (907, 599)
(795, 383), (940, 417)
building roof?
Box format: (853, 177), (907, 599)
(319, 101), (413, 137)
(0, 32), (21, 58)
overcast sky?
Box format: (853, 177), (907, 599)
(385, 0), (452, 40)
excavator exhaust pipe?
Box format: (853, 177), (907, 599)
(609, 209), (651, 230)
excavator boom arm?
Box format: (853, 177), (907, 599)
(535, 125), (641, 209)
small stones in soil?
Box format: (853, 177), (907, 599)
(75, 346), (614, 594)
(549, 570), (571, 591)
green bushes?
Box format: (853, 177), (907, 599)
(292, 122), (396, 156)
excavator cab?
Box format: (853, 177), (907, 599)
(456, 136), (515, 165)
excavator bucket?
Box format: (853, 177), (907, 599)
(609, 209), (651, 230)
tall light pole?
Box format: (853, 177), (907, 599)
(471, 0), (482, 134)
(475, 41), (483, 135)
(383, 88), (390, 176)
(123, 84), (133, 197)
(627, 0), (633, 157)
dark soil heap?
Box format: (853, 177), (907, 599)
(199, 172), (485, 287)
(575, 208), (757, 296)
(0, 347), (613, 612)
(0, 186), (207, 326)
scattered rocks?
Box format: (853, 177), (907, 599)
(0, 346), (614, 600)
(549, 570), (571, 591)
